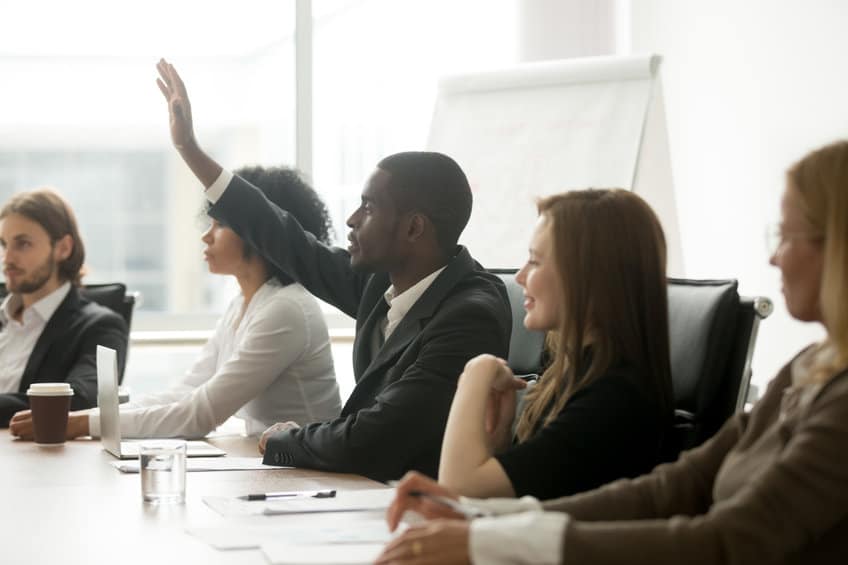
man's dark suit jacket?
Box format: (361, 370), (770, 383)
(0, 286), (129, 426)
(210, 175), (511, 482)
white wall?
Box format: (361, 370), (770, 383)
(517, 0), (620, 60)
(629, 0), (847, 387)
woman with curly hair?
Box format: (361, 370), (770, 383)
(12, 165), (341, 440)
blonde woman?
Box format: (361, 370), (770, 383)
(378, 140), (848, 564)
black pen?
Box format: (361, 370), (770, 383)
(238, 489), (336, 501)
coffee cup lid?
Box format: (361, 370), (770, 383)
(27, 383), (74, 396)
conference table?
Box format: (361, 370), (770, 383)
(0, 430), (387, 564)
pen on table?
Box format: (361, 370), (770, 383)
(238, 489), (336, 501)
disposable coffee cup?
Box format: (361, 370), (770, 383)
(26, 383), (74, 446)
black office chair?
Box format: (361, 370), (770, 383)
(486, 271), (771, 458)
(488, 269), (546, 378)
(78, 283), (136, 331)
(666, 278), (772, 457)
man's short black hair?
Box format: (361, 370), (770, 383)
(377, 151), (472, 256)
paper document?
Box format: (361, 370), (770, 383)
(187, 513), (396, 550)
(260, 542), (383, 565)
(203, 488), (393, 518)
(111, 457), (284, 473)
(263, 488), (395, 515)
(203, 495), (267, 517)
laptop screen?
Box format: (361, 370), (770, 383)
(96, 345), (122, 457)
(95, 345), (227, 459)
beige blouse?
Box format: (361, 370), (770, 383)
(542, 343), (848, 564)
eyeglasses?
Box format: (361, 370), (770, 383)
(765, 225), (823, 256)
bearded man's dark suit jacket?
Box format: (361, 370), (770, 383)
(210, 175), (511, 482)
(0, 286), (129, 427)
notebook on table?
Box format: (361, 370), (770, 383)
(96, 345), (226, 459)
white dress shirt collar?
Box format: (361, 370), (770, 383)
(382, 266), (446, 339)
(1, 281), (71, 326)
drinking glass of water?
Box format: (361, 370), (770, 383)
(139, 440), (187, 504)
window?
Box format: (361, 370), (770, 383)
(0, 1), (296, 325)
(1, 0), (519, 331)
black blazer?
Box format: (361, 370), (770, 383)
(0, 287), (129, 426)
(210, 175), (511, 482)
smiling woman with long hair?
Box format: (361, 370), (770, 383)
(437, 189), (673, 501)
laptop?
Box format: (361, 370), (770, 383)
(97, 345), (226, 459)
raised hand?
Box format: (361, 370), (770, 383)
(154, 58), (222, 188)
(156, 58), (197, 151)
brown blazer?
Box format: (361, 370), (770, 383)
(544, 346), (848, 564)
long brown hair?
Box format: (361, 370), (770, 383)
(786, 140), (848, 381)
(0, 189), (86, 286)
(515, 189), (673, 441)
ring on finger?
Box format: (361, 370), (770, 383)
(411, 540), (423, 556)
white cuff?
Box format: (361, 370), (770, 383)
(206, 169), (234, 204)
(460, 495), (543, 516)
(470, 511), (568, 565)
(88, 409), (101, 438)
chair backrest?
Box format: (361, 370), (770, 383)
(79, 283), (135, 331)
(666, 278), (772, 455)
(79, 284), (136, 385)
(484, 272), (772, 458)
(488, 269), (546, 377)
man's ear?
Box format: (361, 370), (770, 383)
(405, 213), (427, 243)
(53, 234), (73, 262)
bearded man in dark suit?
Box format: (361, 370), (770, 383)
(0, 189), (128, 427)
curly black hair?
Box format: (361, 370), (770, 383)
(203, 165), (334, 284)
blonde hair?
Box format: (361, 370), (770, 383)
(787, 140), (848, 381)
(515, 189), (673, 441)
